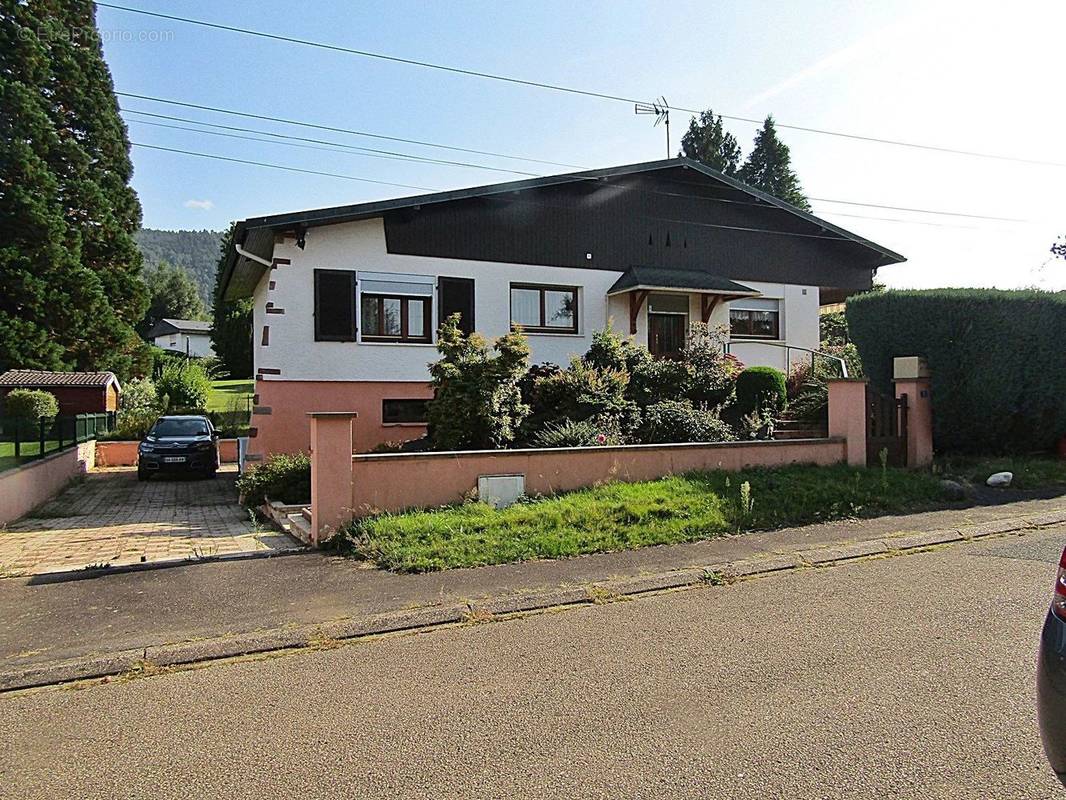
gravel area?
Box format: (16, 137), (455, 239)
(1, 528), (1063, 799)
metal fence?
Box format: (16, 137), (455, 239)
(0, 412), (115, 473)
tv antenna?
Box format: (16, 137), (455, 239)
(635, 96), (671, 157)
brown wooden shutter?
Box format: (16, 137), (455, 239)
(314, 270), (356, 341)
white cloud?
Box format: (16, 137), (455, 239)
(183, 199), (214, 210)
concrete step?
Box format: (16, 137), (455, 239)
(300, 506), (312, 523)
(285, 512), (312, 544)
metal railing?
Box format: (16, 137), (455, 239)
(0, 412), (115, 473)
(724, 340), (849, 378)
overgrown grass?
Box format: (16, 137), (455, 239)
(938, 455), (1066, 491)
(341, 463), (945, 573)
(207, 379), (253, 413)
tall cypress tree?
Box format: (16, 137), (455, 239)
(0, 1), (148, 378)
(679, 109), (742, 176)
(210, 225), (253, 378)
(738, 116), (811, 211)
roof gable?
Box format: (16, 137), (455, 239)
(222, 158), (905, 300)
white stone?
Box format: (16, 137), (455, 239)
(986, 471), (1013, 488)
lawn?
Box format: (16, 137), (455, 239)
(341, 463), (947, 573)
(207, 379), (253, 413)
(938, 455), (1066, 491)
(0, 440), (62, 473)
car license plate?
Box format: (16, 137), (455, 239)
(164, 456), (186, 463)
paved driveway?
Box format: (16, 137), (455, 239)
(0, 467), (301, 577)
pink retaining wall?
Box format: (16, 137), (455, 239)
(0, 441), (95, 526)
(348, 438), (846, 519)
(95, 439), (240, 467)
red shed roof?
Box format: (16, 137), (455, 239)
(0, 370), (119, 389)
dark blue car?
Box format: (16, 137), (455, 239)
(137, 415), (220, 480)
(1038, 545), (1066, 787)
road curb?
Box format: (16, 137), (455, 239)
(2, 508), (1063, 692)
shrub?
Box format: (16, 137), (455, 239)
(532, 417), (623, 448)
(4, 389), (58, 422)
(114, 377), (164, 439)
(678, 323), (741, 406)
(157, 359), (211, 411)
(734, 366), (787, 419)
(637, 400), (735, 444)
(427, 315), (530, 450)
(527, 359), (640, 438)
(236, 452), (311, 507)
(847, 289), (1066, 453)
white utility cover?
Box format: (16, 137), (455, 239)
(478, 474), (526, 509)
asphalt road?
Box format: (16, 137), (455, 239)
(2, 528), (1063, 799)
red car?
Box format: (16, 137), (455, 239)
(1037, 545), (1066, 786)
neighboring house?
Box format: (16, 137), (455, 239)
(146, 318), (215, 358)
(0, 370), (120, 416)
(217, 158), (904, 460)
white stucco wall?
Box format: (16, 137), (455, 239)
(254, 217), (822, 382)
(154, 331), (215, 358)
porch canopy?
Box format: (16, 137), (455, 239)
(607, 266), (761, 334)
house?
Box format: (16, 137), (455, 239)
(146, 318), (215, 358)
(217, 158), (904, 460)
(0, 370), (120, 416)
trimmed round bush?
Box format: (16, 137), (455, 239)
(734, 366), (787, 418)
(5, 388), (59, 421)
(637, 400), (734, 444)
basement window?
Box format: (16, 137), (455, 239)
(382, 399), (429, 424)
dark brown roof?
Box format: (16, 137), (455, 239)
(0, 370), (119, 389)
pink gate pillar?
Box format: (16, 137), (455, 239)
(827, 378), (869, 467)
(893, 357), (934, 468)
(308, 411), (357, 545)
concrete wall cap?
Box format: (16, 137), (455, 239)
(306, 411), (359, 418)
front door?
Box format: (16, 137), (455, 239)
(648, 294), (688, 358)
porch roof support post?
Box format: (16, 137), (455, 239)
(701, 294), (721, 323)
(629, 290), (649, 335)
(827, 378), (869, 467)
(307, 411), (358, 546)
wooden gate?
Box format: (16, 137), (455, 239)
(866, 387), (908, 467)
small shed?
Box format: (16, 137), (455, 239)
(0, 370), (121, 416)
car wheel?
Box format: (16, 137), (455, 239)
(137, 467), (149, 482)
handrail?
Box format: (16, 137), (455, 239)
(724, 339), (849, 378)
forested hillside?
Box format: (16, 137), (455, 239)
(135, 229), (224, 305)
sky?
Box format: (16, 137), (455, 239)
(96, 0), (1066, 291)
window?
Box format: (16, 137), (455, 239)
(382, 399), (429, 424)
(439, 277), (475, 335)
(314, 270), (356, 341)
(510, 284), (578, 333)
(359, 271), (434, 344)
(729, 298), (781, 339)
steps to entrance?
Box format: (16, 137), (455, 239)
(285, 511), (312, 543)
(773, 418), (828, 441)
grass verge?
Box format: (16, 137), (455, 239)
(937, 455), (1066, 491)
(339, 463), (946, 573)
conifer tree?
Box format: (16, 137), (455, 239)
(679, 109), (742, 176)
(210, 225), (253, 378)
(738, 116), (811, 211)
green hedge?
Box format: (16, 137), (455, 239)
(847, 289), (1066, 454)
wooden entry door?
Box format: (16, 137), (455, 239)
(866, 387), (908, 467)
(649, 313), (686, 358)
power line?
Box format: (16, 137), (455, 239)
(121, 110), (540, 176)
(99, 2), (1066, 169)
(121, 99), (1028, 224)
(116, 92), (584, 169)
(129, 142), (437, 191)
